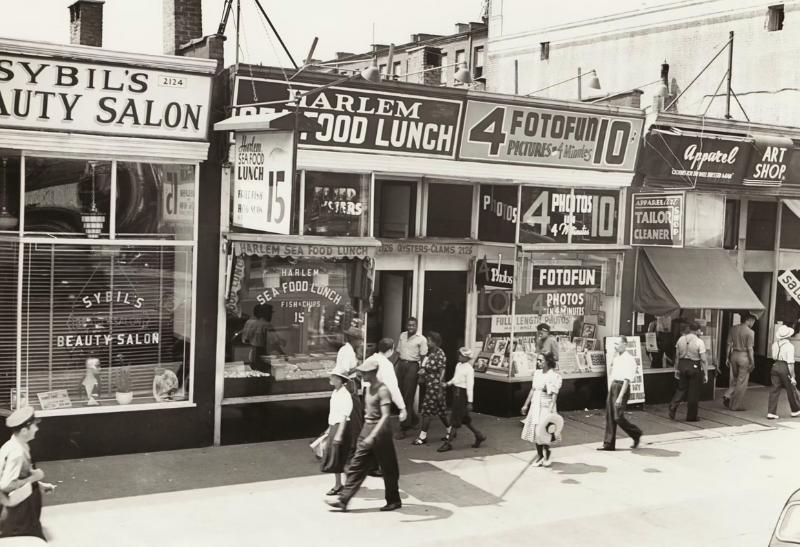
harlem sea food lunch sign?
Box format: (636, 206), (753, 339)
(0, 51), (211, 140)
(234, 76), (462, 158)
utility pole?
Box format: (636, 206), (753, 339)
(725, 30), (734, 119)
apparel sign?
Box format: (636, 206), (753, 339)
(234, 77), (462, 158)
(0, 53), (211, 140)
(459, 99), (642, 171)
(478, 184), (518, 243)
(642, 131), (750, 185)
(743, 135), (794, 187)
(476, 259), (514, 289)
(531, 265), (602, 290)
(233, 131), (295, 235)
(631, 193), (684, 247)
(778, 270), (800, 306)
(519, 187), (618, 244)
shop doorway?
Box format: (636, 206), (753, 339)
(367, 271), (413, 352)
(423, 271), (467, 374)
(744, 271), (772, 385)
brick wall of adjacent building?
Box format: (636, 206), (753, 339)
(163, 0), (203, 55)
(69, 0), (103, 47)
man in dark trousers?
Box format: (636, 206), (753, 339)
(669, 322), (708, 422)
(723, 314), (756, 411)
(394, 317), (428, 439)
(598, 337), (642, 451)
(326, 351), (402, 513)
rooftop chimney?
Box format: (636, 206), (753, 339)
(163, 0), (203, 55)
(69, 0), (104, 47)
(455, 23), (470, 34)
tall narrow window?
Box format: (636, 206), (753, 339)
(473, 46), (485, 79)
(455, 50), (466, 73)
(440, 53), (448, 85)
(540, 41), (550, 60)
(767, 4), (785, 31)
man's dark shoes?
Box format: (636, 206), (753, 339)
(368, 468), (384, 478)
(722, 396), (731, 409)
(380, 502), (402, 512)
(596, 446), (615, 451)
(668, 406), (677, 420)
(472, 435), (487, 449)
(631, 435), (642, 449)
(437, 441), (453, 452)
(325, 499), (348, 512)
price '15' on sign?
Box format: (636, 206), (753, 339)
(519, 188), (618, 244)
(458, 100), (641, 172)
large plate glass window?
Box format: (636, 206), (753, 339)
(303, 172), (369, 237)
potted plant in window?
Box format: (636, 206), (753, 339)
(115, 366), (133, 405)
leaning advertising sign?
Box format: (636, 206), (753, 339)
(459, 99), (643, 171)
(233, 131), (295, 235)
(234, 77), (462, 158)
(0, 52), (211, 140)
(631, 193), (685, 247)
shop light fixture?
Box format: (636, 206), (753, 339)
(81, 161), (105, 239)
(525, 68), (600, 98)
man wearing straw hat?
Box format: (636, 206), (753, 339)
(0, 406), (55, 540)
(768, 324), (800, 419)
(598, 337), (642, 451)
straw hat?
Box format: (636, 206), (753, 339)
(457, 347), (473, 362)
(776, 324), (795, 340)
(535, 413), (564, 446)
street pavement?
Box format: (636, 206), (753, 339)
(29, 386), (800, 546)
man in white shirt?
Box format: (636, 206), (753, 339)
(598, 337), (642, 451)
(0, 406), (55, 540)
(768, 324), (800, 419)
(362, 338), (408, 425)
(395, 317), (428, 437)
(332, 327), (363, 377)
(669, 322), (708, 422)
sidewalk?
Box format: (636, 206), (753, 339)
(38, 385), (787, 507)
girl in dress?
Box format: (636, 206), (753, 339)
(322, 371), (360, 495)
(412, 331), (450, 446)
(521, 353), (562, 467)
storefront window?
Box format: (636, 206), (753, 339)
(24, 158), (112, 238)
(116, 163), (196, 240)
(0, 240), (19, 407)
(0, 157), (20, 233)
(303, 172), (369, 237)
(746, 200), (777, 250)
(16, 243), (192, 409)
(780, 202), (800, 250)
(519, 187), (619, 245)
(474, 251), (621, 379)
(373, 180), (417, 238)
(426, 182), (472, 238)
(224, 254), (371, 394)
(478, 184), (517, 243)
(723, 198), (740, 250)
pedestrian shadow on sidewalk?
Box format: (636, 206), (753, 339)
(549, 462), (607, 475)
(345, 503), (454, 523)
(632, 447), (681, 458)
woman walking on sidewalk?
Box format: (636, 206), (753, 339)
(767, 324), (800, 419)
(412, 332), (450, 446)
(438, 348), (486, 453)
(521, 353), (562, 467)
(321, 371), (361, 496)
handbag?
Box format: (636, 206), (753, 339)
(309, 431), (329, 460)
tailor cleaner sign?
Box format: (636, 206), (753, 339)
(459, 99), (643, 170)
(631, 193), (685, 247)
(0, 53), (211, 140)
(233, 132), (295, 235)
(234, 76), (462, 158)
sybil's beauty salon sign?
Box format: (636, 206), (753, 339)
(0, 52), (211, 140)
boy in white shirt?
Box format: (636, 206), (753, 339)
(438, 348), (486, 452)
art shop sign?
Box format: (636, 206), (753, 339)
(234, 76), (462, 158)
(0, 52), (211, 140)
(476, 259), (514, 290)
(459, 99), (643, 171)
(631, 193), (684, 247)
(743, 134), (794, 187)
(519, 187), (619, 244)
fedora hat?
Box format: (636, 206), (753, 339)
(535, 413), (564, 446)
(777, 324), (795, 340)
(457, 347), (473, 362)
(329, 370), (351, 382)
(356, 359), (379, 373)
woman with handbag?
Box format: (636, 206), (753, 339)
(521, 353), (562, 467)
(412, 332), (450, 446)
(321, 371), (361, 496)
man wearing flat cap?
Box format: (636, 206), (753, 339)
(536, 323), (560, 363)
(0, 406), (55, 540)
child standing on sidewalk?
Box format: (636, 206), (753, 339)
(438, 348), (486, 452)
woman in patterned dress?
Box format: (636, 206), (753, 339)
(412, 331), (450, 446)
(521, 353), (562, 467)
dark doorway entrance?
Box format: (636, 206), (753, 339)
(423, 271), (467, 376)
(367, 271), (413, 352)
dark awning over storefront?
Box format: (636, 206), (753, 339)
(634, 247), (765, 315)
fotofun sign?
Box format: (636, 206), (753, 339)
(459, 99), (643, 171)
(233, 131), (295, 235)
(0, 52), (211, 140)
(234, 77), (463, 158)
